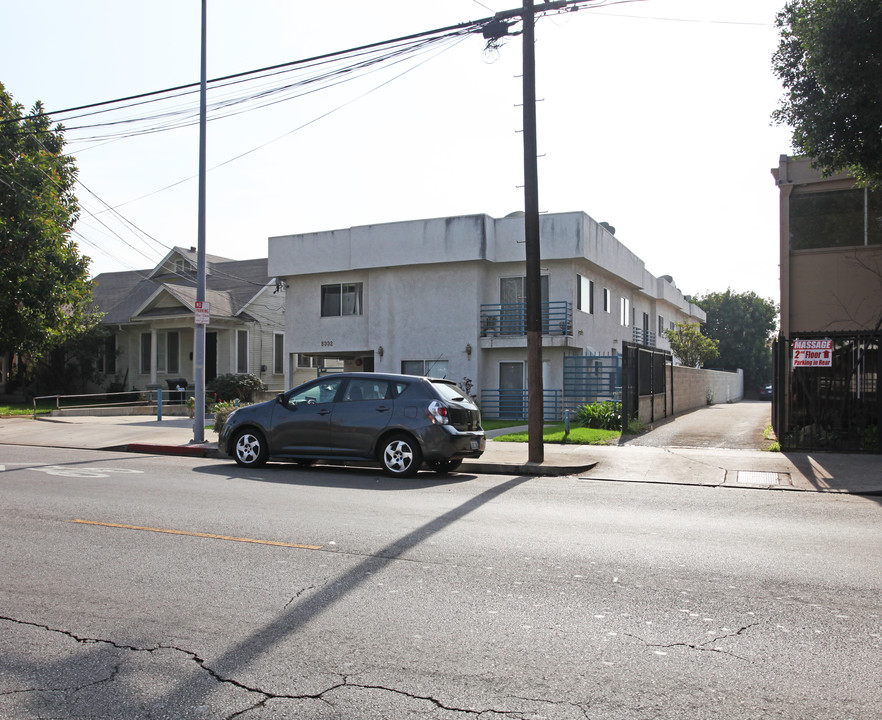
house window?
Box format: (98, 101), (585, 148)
(155, 331), (179, 374)
(236, 330), (248, 373)
(402, 359), (449, 378)
(620, 297), (631, 327)
(140, 333), (151, 374)
(173, 258), (194, 273)
(166, 331), (179, 374)
(273, 333), (284, 375)
(97, 335), (116, 374)
(578, 275), (594, 314)
(321, 282), (363, 317)
(603, 288), (611, 313)
(658, 316), (665, 336)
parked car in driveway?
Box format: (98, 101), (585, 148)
(219, 372), (485, 477)
(759, 384), (773, 401)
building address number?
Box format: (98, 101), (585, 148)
(321, 340), (334, 347)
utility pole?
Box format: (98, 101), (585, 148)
(521, 0), (544, 464)
(193, 0), (208, 443)
(485, 1), (563, 463)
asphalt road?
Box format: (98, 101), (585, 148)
(1, 445), (880, 720)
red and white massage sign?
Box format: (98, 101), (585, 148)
(793, 338), (833, 368)
(194, 300), (210, 325)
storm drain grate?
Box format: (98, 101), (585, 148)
(734, 471), (781, 485)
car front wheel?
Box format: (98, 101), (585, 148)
(233, 429), (268, 468)
(380, 434), (422, 478)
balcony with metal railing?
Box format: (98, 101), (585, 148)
(632, 327), (657, 347)
(479, 301), (574, 348)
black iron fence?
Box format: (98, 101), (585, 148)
(773, 332), (881, 452)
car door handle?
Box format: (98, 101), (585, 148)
(375, 405), (391, 413)
(318, 409), (331, 416)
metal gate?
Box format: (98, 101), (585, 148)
(621, 342), (672, 424)
(773, 332), (881, 452)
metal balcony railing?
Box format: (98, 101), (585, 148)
(480, 301), (572, 337)
(632, 327), (657, 347)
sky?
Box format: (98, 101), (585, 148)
(2, 0), (794, 304)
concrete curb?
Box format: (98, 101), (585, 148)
(462, 460), (598, 476)
(123, 443), (217, 458)
(112, 442), (596, 476)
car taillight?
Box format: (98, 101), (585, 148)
(427, 400), (449, 425)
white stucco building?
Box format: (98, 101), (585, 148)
(268, 211), (705, 417)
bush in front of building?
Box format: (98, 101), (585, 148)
(575, 401), (622, 431)
(206, 373), (267, 402)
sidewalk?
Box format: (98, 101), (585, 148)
(1, 414), (880, 495)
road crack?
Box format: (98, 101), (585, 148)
(1, 616), (541, 718)
(625, 623), (758, 662)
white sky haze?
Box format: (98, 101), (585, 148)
(2, 0), (793, 304)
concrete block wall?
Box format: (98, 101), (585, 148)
(672, 366), (743, 415)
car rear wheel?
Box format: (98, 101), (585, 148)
(427, 459), (463, 474)
(380, 434), (422, 478)
(233, 429), (268, 468)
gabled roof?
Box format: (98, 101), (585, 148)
(92, 249), (272, 325)
(147, 246), (236, 280)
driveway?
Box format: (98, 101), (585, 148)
(623, 400), (772, 449)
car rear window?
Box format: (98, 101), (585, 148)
(431, 380), (475, 406)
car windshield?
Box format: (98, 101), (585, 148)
(431, 380), (475, 406)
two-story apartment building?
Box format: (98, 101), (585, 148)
(268, 211), (705, 418)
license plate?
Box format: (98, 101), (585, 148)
(470, 439), (479, 450)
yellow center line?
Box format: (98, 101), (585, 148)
(72, 519), (323, 550)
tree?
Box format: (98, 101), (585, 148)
(664, 322), (719, 369)
(772, 0), (882, 188)
(0, 82), (96, 376)
(695, 290), (778, 394)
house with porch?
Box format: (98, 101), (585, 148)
(267, 211), (706, 419)
(90, 247), (288, 397)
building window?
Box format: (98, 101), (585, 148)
(297, 354), (324, 369)
(321, 282), (363, 316)
(97, 335), (116, 374)
(578, 275), (594, 314)
(603, 288), (611, 313)
(273, 333), (284, 375)
(236, 330), (248, 373)
(140, 333), (151, 374)
(790, 187), (882, 250)
(166, 331), (179, 374)
(620, 297), (631, 327)
(402, 359), (449, 378)
(155, 331), (179, 374)
(658, 316), (665, 336)
(173, 258), (194, 273)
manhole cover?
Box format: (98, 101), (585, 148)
(734, 471), (781, 485)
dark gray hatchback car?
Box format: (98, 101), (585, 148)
(219, 372), (485, 477)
